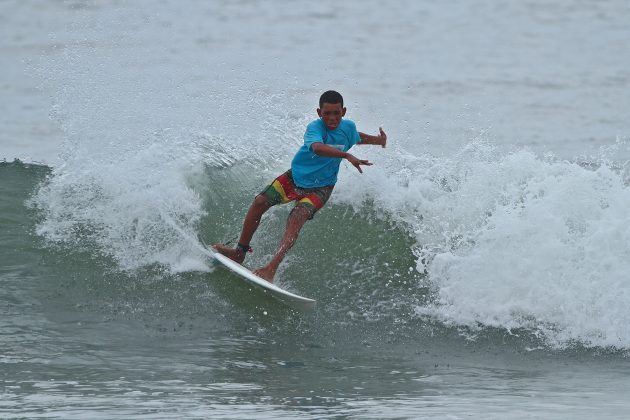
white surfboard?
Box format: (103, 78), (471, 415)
(209, 249), (316, 311)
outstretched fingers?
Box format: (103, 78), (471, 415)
(354, 159), (373, 173)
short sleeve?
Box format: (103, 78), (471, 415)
(304, 120), (325, 151)
(347, 120), (361, 146)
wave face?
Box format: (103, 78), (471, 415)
(27, 136), (630, 350)
(24, 3), (630, 351)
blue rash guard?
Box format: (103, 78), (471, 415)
(291, 119), (361, 188)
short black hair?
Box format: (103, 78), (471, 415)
(319, 90), (344, 108)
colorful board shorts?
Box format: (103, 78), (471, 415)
(259, 169), (334, 219)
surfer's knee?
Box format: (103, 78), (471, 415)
(289, 205), (312, 223)
(252, 194), (272, 211)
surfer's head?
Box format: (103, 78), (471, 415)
(317, 90), (346, 130)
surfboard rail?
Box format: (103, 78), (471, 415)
(210, 250), (316, 311)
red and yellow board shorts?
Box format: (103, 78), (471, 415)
(259, 169), (334, 219)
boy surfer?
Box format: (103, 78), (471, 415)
(213, 90), (387, 282)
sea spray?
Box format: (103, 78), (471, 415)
(422, 155), (630, 349)
(30, 132), (207, 272)
(30, 4), (308, 274)
(336, 140), (630, 348)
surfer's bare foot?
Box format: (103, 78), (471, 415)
(212, 244), (246, 264)
(253, 265), (276, 283)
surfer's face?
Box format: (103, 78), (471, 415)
(317, 102), (346, 130)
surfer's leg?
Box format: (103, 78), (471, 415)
(213, 195), (272, 263)
(254, 184), (333, 281)
(213, 170), (297, 262)
(238, 195), (273, 247)
(254, 205), (311, 282)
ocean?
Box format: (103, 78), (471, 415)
(2, 0), (630, 418)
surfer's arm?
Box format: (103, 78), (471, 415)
(358, 127), (387, 148)
(311, 143), (372, 173)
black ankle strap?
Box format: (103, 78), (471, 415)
(236, 242), (252, 253)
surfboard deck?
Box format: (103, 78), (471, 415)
(209, 248), (316, 311)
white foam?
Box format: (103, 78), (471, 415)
(336, 140), (630, 349)
(29, 5), (306, 274)
(32, 132), (205, 271)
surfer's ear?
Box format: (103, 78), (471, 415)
(317, 108), (322, 117)
(342, 107), (347, 117)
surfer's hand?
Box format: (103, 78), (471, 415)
(378, 127), (387, 148)
(345, 153), (372, 173)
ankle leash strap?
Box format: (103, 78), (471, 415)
(237, 242), (253, 253)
